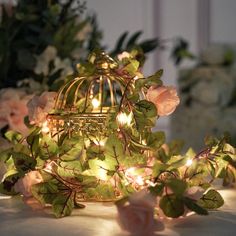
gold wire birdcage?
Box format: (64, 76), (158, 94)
(47, 51), (134, 138)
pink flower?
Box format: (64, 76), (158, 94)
(146, 86), (180, 116)
(14, 171), (43, 197)
(116, 190), (157, 234)
(27, 92), (57, 125)
(0, 88), (31, 135)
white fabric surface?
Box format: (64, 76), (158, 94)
(0, 188), (235, 236)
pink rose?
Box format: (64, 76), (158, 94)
(116, 190), (157, 234)
(14, 171), (43, 197)
(146, 86), (180, 116)
(0, 88), (31, 135)
(27, 92), (57, 125)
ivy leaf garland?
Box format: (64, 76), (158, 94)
(0, 57), (235, 220)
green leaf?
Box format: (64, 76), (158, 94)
(152, 161), (169, 177)
(87, 158), (116, 180)
(146, 131), (165, 149)
(0, 148), (13, 162)
(135, 100), (157, 118)
(12, 152), (36, 174)
(52, 192), (74, 218)
(198, 189), (224, 209)
(39, 135), (58, 160)
(31, 181), (59, 205)
(86, 144), (105, 160)
(60, 138), (84, 161)
(149, 183), (164, 196)
(95, 184), (115, 199)
(133, 110), (155, 131)
(159, 194), (185, 218)
(126, 31), (142, 48)
(124, 59), (140, 75)
(166, 179), (187, 196)
(27, 127), (41, 145)
(76, 175), (97, 187)
(57, 160), (82, 178)
(0, 171), (20, 195)
(135, 70), (163, 91)
(167, 155), (188, 169)
(184, 197), (208, 215)
(105, 134), (124, 160)
(5, 130), (23, 143)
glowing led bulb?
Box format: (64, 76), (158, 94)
(94, 138), (107, 146)
(186, 159), (193, 167)
(125, 167), (144, 186)
(116, 112), (132, 126)
(42, 121), (50, 133)
(92, 98), (100, 109)
(98, 168), (107, 181)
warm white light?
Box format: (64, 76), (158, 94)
(94, 138), (107, 146)
(186, 159), (193, 167)
(141, 139), (147, 145)
(98, 168), (107, 181)
(136, 176), (145, 186)
(116, 112), (132, 126)
(125, 167), (144, 186)
(92, 98), (100, 109)
(42, 121), (50, 133)
(146, 180), (156, 187)
(44, 161), (54, 173)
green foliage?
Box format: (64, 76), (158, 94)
(110, 31), (159, 65)
(166, 179), (187, 196)
(198, 190), (224, 209)
(159, 194), (185, 218)
(147, 131), (165, 149)
(12, 152), (36, 174)
(0, 46), (235, 222)
(171, 38), (195, 66)
(0, 170), (20, 195)
(184, 197), (208, 215)
(52, 192), (74, 218)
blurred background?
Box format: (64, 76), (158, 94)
(87, 0), (236, 149)
(1, 0), (236, 151)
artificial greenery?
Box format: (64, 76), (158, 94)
(0, 52), (235, 218)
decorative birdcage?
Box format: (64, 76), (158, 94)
(47, 51), (134, 138)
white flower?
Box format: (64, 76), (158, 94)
(117, 51), (131, 61)
(34, 46), (57, 76)
(53, 57), (73, 76)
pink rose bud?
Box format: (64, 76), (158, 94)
(116, 190), (158, 234)
(146, 86), (180, 116)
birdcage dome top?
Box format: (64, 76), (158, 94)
(53, 51), (132, 114)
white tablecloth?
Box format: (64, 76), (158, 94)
(0, 188), (235, 236)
